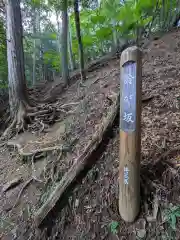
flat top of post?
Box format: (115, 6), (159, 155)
(120, 46), (142, 66)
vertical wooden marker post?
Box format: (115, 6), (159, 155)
(119, 46), (142, 222)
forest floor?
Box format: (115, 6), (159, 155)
(1, 29), (180, 239)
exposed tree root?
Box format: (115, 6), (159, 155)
(2, 177), (23, 193)
(0, 100), (58, 141)
(1, 101), (27, 140)
(9, 176), (42, 210)
(7, 141), (70, 157)
(28, 109), (51, 117)
(2, 117), (17, 139)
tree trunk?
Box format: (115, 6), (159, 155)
(32, 7), (37, 85)
(166, 0), (173, 30)
(74, 0), (86, 81)
(56, 12), (61, 54)
(112, 19), (117, 50)
(61, 0), (69, 85)
(68, 14), (75, 71)
(6, 0), (29, 117)
(32, 39), (36, 85)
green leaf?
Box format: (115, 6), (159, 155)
(82, 36), (94, 46)
(49, 33), (57, 40)
(175, 211), (180, 217)
(109, 221), (119, 235)
(95, 27), (112, 39)
(170, 214), (176, 230)
(90, 15), (106, 24)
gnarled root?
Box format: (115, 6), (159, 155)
(1, 99), (58, 142)
(1, 101), (29, 140)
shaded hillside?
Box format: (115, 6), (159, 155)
(32, 28), (180, 240)
(0, 28), (178, 240)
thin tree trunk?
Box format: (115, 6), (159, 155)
(74, 0), (86, 81)
(32, 39), (36, 84)
(40, 46), (44, 81)
(112, 19), (117, 50)
(36, 9), (41, 82)
(68, 15), (75, 71)
(32, 7), (37, 85)
(160, 0), (164, 29)
(166, 0), (172, 30)
(55, 11), (61, 80)
(56, 12), (61, 54)
(6, 0), (28, 116)
(61, 0), (69, 85)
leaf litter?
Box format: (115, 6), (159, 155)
(33, 29), (180, 240)
(1, 29), (180, 239)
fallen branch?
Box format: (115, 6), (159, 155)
(34, 94), (119, 227)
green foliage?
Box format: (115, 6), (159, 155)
(0, 83), (8, 89)
(109, 221), (119, 235)
(0, 18), (7, 85)
(31, 0), (42, 6)
(48, 0), (62, 12)
(96, 27), (112, 39)
(43, 50), (60, 71)
(90, 15), (106, 25)
(164, 205), (180, 230)
(2, 0), (178, 87)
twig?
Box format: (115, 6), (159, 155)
(142, 95), (155, 102)
(60, 102), (79, 108)
(154, 146), (180, 165)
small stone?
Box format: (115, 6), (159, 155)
(136, 229), (146, 239)
(75, 199), (79, 208)
(135, 218), (147, 239)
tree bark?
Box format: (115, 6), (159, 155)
(6, 0), (29, 117)
(68, 14), (75, 71)
(32, 7), (40, 85)
(74, 0), (86, 81)
(61, 0), (69, 85)
(112, 19), (117, 50)
(55, 12), (61, 54)
(32, 39), (36, 85)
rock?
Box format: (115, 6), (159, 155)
(136, 229), (146, 239)
(135, 218), (147, 239)
(75, 199), (79, 208)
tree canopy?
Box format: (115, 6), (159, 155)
(0, 0), (179, 88)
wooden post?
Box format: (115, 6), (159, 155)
(119, 46), (142, 222)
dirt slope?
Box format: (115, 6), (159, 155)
(34, 29), (180, 239)
(1, 28), (180, 239)
(0, 43), (120, 238)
